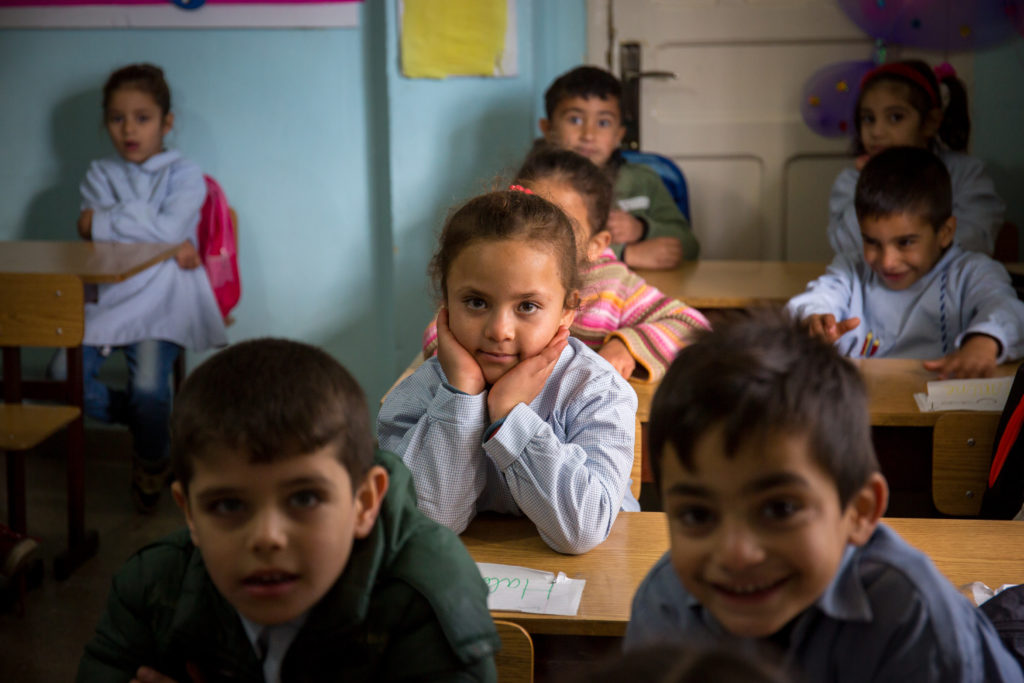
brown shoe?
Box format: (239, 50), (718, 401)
(132, 458), (171, 514)
(0, 524), (38, 578)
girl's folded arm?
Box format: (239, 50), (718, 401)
(92, 162), (206, 245)
(377, 366), (489, 534)
(483, 385), (636, 554)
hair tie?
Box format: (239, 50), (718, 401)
(860, 63), (939, 108)
(508, 184), (534, 194)
(933, 61), (957, 82)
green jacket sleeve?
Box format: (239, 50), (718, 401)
(76, 555), (167, 682)
(613, 162), (700, 260)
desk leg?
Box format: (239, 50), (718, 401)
(54, 346), (98, 580)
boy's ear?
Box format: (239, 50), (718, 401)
(588, 230), (612, 261)
(352, 465), (389, 539)
(171, 481), (199, 545)
(937, 215), (956, 249)
(538, 117), (551, 138)
(845, 472), (889, 546)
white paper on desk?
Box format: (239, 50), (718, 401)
(476, 562), (585, 616)
(914, 376), (1013, 412)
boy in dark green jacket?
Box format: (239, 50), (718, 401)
(78, 339), (499, 682)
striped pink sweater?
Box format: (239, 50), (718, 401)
(422, 249), (709, 383)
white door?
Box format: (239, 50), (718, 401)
(587, 0), (973, 261)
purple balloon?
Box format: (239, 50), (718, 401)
(801, 60), (875, 138)
(838, 0), (1019, 50)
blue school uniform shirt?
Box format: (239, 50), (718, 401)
(828, 150), (1006, 257)
(625, 524), (1023, 682)
(377, 337), (639, 555)
(786, 244), (1024, 362)
(80, 150), (227, 350)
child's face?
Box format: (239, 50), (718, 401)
(861, 211), (954, 291)
(105, 87), (173, 165)
(659, 425), (872, 638)
(530, 178), (610, 263)
(540, 96), (625, 168)
(858, 82), (938, 157)
(446, 238), (576, 385)
(172, 446), (384, 626)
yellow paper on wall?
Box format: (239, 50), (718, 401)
(401, 0), (507, 79)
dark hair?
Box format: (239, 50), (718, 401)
(103, 63), (172, 117)
(649, 309), (878, 508)
(854, 146), (952, 231)
(853, 59), (970, 154)
(572, 643), (793, 683)
(429, 189), (581, 307)
(517, 142), (613, 240)
(544, 65), (623, 120)
(170, 338), (374, 493)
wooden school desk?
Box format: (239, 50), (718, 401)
(853, 357), (1022, 427)
(0, 240), (180, 577)
(461, 512), (1024, 637)
(634, 260), (826, 309)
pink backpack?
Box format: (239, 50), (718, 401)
(198, 175), (241, 319)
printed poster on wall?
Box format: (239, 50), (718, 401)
(0, 0), (361, 28)
(399, 0), (517, 79)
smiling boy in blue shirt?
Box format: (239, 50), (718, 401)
(626, 311), (1022, 681)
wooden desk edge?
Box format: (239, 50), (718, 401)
(95, 243), (180, 283)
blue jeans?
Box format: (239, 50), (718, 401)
(50, 340), (181, 465)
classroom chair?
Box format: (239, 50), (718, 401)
(932, 412), (1002, 516)
(493, 620), (534, 683)
(621, 149), (691, 222)
(0, 273), (93, 585)
(631, 416), (643, 502)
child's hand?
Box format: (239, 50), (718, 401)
(922, 334), (1000, 379)
(806, 313), (860, 344)
(77, 209), (93, 240)
(436, 308), (486, 395)
(599, 338), (636, 380)
(606, 209), (645, 244)
(854, 154), (872, 171)
(132, 666), (182, 683)
(622, 237), (683, 270)
(175, 241), (202, 269)
(487, 326), (570, 422)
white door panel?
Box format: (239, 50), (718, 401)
(588, 0), (974, 260)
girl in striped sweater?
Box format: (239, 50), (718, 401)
(424, 147), (709, 382)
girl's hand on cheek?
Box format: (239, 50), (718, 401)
(488, 326), (569, 422)
(436, 308), (486, 395)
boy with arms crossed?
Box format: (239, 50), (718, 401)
(78, 339), (498, 682)
(540, 65), (699, 269)
(625, 311), (1021, 681)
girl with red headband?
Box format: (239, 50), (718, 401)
(827, 59), (1005, 257)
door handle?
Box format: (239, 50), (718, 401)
(625, 70), (677, 82)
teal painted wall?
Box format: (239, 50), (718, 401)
(0, 1), (586, 409)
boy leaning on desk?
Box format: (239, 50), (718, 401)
(787, 146), (1024, 378)
(625, 310), (1022, 681)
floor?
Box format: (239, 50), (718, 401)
(0, 427), (181, 682)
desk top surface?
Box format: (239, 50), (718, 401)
(631, 359), (1021, 427)
(635, 260), (825, 308)
(0, 240), (179, 283)
(461, 512), (1024, 636)
(854, 358), (1021, 427)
